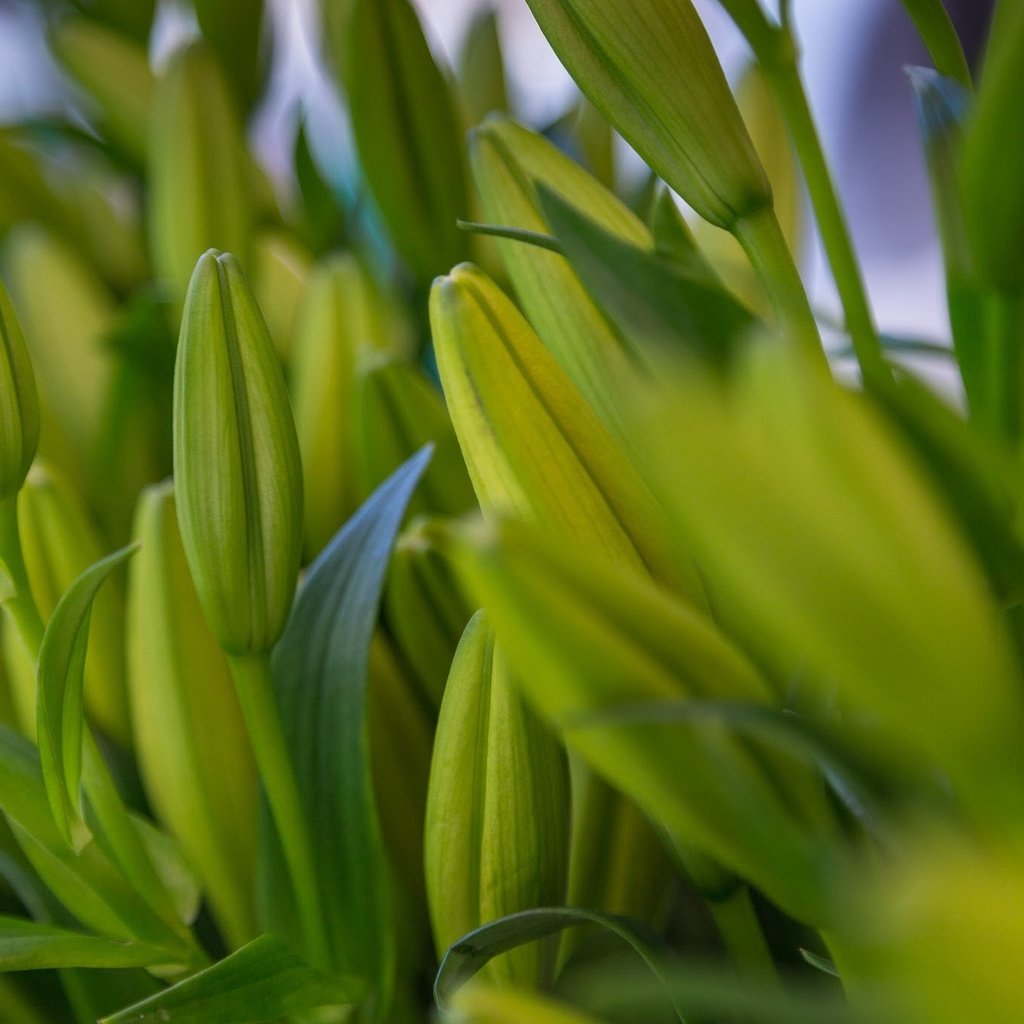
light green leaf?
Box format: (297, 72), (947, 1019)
(36, 546), (137, 846)
(900, 0), (972, 88)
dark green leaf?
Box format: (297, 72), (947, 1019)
(294, 119), (347, 255)
(900, 0), (972, 88)
(102, 935), (364, 1024)
(538, 185), (755, 370)
(434, 907), (686, 1022)
(267, 447), (432, 1010)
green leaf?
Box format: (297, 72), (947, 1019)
(193, 0), (269, 111)
(538, 185), (755, 370)
(434, 907), (685, 1022)
(266, 448), (432, 1009)
(0, 916), (172, 973)
(457, 8), (509, 125)
(102, 935), (365, 1024)
(900, 0), (972, 88)
(345, 0), (469, 280)
(36, 545), (137, 846)
(293, 120), (347, 255)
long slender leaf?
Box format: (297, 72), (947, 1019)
(102, 935), (364, 1024)
(36, 545), (136, 846)
(267, 447), (433, 1013)
(435, 908), (686, 1022)
(0, 916), (172, 973)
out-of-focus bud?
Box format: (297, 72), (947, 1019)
(127, 481), (258, 948)
(457, 8), (509, 126)
(173, 249), (303, 657)
(51, 18), (154, 165)
(15, 462), (130, 747)
(345, 0), (469, 280)
(383, 520), (473, 707)
(425, 611), (570, 988)
(524, 0), (770, 230)
(253, 231), (313, 362)
(353, 358), (475, 520)
(149, 43), (252, 306)
(0, 281), (39, 500)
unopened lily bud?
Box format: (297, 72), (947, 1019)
(149, 43), (252, 305)
(384, 519), (473, 707)
(16, 461), (130, 747)
(524, 0), (771, 230)
(173, 249), (303, 657)
(425, 611), (570, 988)
(0, 281), (39, 499)
(127, 481), (259, 948)
(353, 358), (475, 520)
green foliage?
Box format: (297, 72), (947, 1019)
(1, 1), (1023, 1022)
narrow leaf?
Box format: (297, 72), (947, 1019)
(102, 935), (364, 1024)
(36, 545), (137, 846)
(267, 448), (432, 1009)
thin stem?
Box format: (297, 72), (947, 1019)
(709, 886), (781, 985)
(0, 495), (44, 653)
(228, 653), (329, 969)
(734, 205), (828, 371)
(760, 48), (890, 388)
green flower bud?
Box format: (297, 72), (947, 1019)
(0, 280), (39, 500)
(425, 611), (570, 988)
(16, 462), (130, 747)
(173, 249), (303, 657)
(149, 43), (252, 306)
(127, 481), (259, 948)
(523, 0), (770, 229)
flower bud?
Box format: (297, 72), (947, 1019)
(173, 249), (303, 657)
(0, 280), (39, 500)
(149, 43), (252, 306)
(16, 461), (130, 747)
(524, 0), (771, 229)
(425, 611), (570, 988)
(127, 481), (259, 947)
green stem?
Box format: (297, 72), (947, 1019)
(0, 494), (44, 653)
(709, 885), (781, 985)
(228, 653), (329, 969)
(734, 205), (828, 371)
(760, 46), (890, 388)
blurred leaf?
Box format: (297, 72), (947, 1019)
(51, 18), (154, 166)
(435, 907), (684, 1021)
(102, 935), (364, 1024)
(266, 449), (432, 1007)
(900, 0), (972, 88)
(346, 0), (469, 280)
(293, 120), (347, 255)
(193, 0), (270, 111)
(66, 0), (155, 42)
(539, 185), (755, 370)
(449, 986), (609, 1024)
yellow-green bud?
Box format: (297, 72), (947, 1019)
(149, 43), (252, 306)
(173, 249), (303, 657)
(424, 611), (570, 988)
(523, 0), (771, 229)
(0, 280), (39, 499)
(127, 481), (259, 948)
(16, 462), (130, 747)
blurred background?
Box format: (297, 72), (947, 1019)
(0, 0), (995, 342)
